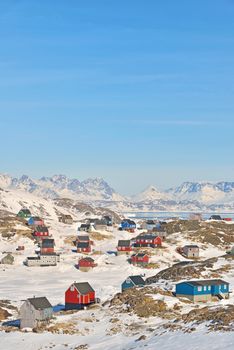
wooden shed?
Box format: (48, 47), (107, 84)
(20, 296), (53, 329)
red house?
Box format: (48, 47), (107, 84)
(65, 282), (96, 310)
(76, 235), (94, 245)
(40, 238), (55, 254)
(117, 240), (132, 255)
(223, 218), (232, 222)
(33, 226), (49, 238)
(131, 253), (149, 267)
(78, 257), (97, 271)
(134, 234), (162, 248)
(77, 242), (91, 253)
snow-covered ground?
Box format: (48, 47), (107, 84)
(0, 188), (234, 349)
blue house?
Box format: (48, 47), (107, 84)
(28, 216), (44, 226)
(176, 279), (230, 302)
(121, 275), (145, 292)
(120, 219), (136, 232)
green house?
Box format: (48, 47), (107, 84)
(17, 208), (31, 219)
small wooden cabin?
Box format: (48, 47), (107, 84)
(117, 240), (132, 255)
(59, 214), (73, 224)
(17, 208), (31, 219)
(130, 253), (149, 267)
(121, 275), (145, 292)
(78, 257), (97, 272)
(65, 282), (96, 310)
(28, 216), (44, 227)
(20, 296), (53, 329)
(0, 253), (14, 265)
(40, 238), (55, 254)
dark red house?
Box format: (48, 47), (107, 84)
(33, 226), (49, 238)
(131, 253), (149, 267)
(65, 282), (96, 310)
(77, 241), (91, 253)
(78, 257), (97, 271)
(117, 240), (132, 254)
(134, 234), (162, 248)
(40, 238), (55, 254)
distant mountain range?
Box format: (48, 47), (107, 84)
(1, 173), (234, 211)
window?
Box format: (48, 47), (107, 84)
(70, 286), (74, 292)
(223, 284), (227, 290)
(204, 286), (207, 291)
(208, 286), (211, 291)
(197, 286), (202, 292)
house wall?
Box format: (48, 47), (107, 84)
(20, 301), (37, 329)
(121, 280), (134, 292)
(211, 283), (229, 295)
(176, 283), (195, 296)
(41, 247), (54, 254)
(26, 255), (57, 267)
(121, 222), (136, 229)
(40, 255), (57, 266)
(65, 286), (95, 309)
(20, 301), (53, 329)
(25, 258), (41, 267)
(176, 294), (212, 302)
(183, 247), (199, 258)
(79, 266), (91, 272)
(77, 247), (91, 253)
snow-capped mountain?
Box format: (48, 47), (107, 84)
(1, 173), (234, 210)
(167, 181), (234, 204)
(132, 185), (171, 202)
(0, 174), (126, 202)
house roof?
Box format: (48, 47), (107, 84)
(41, 239), (54, 247)
(74, 282), (94, 295)
(128, 275), (145, 286)
(1, 253), (14, 261)
(131, 253), (148, 258)
(210, 215), (222, 220)
(103, 215), (112, 220)
(27, 256), (40, 260)
(183, 245), (199, 249)
(118, 240), (131, 247)
(122, 219), (136, 225)
(27, 297), (52, 310)
(79, 257), (94, 263)
(64, 214), (72, 219)
(180, 279), (229, 287)
(80, 224), (90, 229)
(35, 226), (48, 232)
(146, 220), (155, 225)
(19, 209), (31, 214)
(77, 242), (90, 248)
(40, 253), (57, 256)
(77, 235), (90, 241)
(136, 233), (159, 240)
(31, 216), (43, 221)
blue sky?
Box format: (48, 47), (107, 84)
(0, 0), (234, 195)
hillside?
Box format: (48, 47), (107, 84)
(0, 188), (233, 349)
